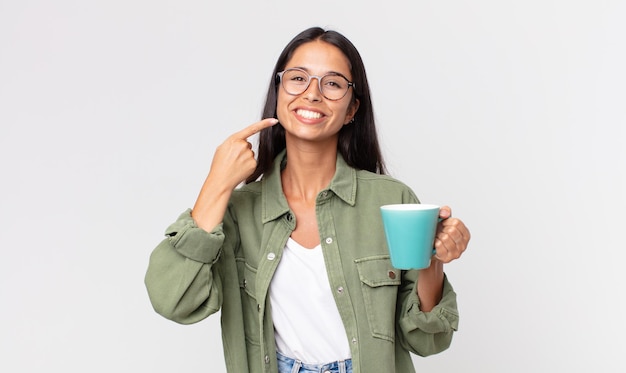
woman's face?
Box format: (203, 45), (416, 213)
(276, 40), (359, 147)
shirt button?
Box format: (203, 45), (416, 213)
(264, 355), (270, 364)
(325, 237), (333, 244)
(267, 252), (276, 260)
(352, 337), (357, 344)
(321, 191), (328, 197)
(257, 304), (261, 312)
(337, 286), (344, 293)
(243, 279), (248, 288)
(388, 270), (396, 280)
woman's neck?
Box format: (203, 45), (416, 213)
(281, 142), (337, 203)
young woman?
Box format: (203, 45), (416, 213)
(145, 27), (470, 373)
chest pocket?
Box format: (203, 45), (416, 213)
(355, 255), (401, 342)
(237, 259), (261, 346)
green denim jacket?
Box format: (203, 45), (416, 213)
(145, 150), (459, 373)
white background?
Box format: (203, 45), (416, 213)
(1, 0), (624, 371)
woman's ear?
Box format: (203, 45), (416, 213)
(344, 98), (360, 125)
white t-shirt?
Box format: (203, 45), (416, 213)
(269, 238), (351, 364)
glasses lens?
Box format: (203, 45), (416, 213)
(282, 69), (310, 96)
(320, 74), (350, 100)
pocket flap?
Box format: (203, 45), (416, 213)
(355, 255), (401, 287)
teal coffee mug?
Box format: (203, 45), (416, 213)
(380, 204), (440, 269)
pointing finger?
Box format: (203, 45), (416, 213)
(231, 118), (279, 140)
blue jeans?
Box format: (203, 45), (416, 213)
(276, 351), (353, 373)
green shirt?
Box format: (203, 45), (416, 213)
(145, 150), (459, 373)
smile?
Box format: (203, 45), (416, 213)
(296, 109), (323, 120)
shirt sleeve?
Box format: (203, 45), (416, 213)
(396, 272), (459, 356)
(144, 209), (225, 324)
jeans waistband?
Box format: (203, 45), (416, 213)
(276, 351), (353, 373)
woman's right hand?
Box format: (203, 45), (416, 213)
(209, 118), (279, 190)
(191, 118), (278, 231)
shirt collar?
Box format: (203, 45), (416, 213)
(261, 149), (357, 223)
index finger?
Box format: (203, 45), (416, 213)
(231, 118), (279, 140)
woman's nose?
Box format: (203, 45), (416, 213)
(302, 77), (322, 101)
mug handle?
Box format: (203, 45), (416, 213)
(432, 217), (445, 255)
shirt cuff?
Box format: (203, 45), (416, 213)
(400, 274), (460, 334)
(164, 208), (224, 264)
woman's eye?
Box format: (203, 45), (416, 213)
(324, 79), (344, 90)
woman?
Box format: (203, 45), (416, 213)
(145, 27), (470, 373)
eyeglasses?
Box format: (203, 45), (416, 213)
(276, 68), (355, 101)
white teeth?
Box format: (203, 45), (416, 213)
(296, 109), (322, 119)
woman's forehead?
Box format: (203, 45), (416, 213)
(286, 41), (352, 77)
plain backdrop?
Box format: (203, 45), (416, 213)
(1, 0), (624, 372)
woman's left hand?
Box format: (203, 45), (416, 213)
(434, 206), (471, 263)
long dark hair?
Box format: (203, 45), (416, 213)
(246, 27), (386, 183)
